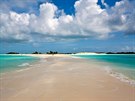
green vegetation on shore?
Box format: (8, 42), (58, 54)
(6, 52), (19, 54)
(5, 51), (135, 54)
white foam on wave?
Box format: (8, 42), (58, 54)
(18, 63), (32, 67)
(71, 56), (81, 58)
(104, 66), (135, 86)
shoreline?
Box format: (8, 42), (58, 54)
(0, 55), (135, 101)
(1, 54), (135, 86)
(73, 57), (135, 86)
(72, 54), (135, 82)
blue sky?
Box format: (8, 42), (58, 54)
(0, 0), (135, 53)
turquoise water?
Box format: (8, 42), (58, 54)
(74, 54), (135, 79)
(0, 54), (39, 73)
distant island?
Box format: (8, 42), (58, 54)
(106, 52), (135, 54)
(5, 51), (135, 54)
(46, 51), (58, 54)
(32, 51), (42, 54)
(6, 52), (19, 54)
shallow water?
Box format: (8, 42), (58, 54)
(74, 54), (135, 80)
(0, 54), (39, 73)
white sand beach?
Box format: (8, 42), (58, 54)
(0, 54), (135, 101)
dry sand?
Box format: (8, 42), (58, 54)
(0, 54), (135, 101)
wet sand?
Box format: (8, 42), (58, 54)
(0, 55), (135, 101)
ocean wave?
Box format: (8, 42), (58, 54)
(18, 63), (31, 67)
(104, 66), (135, 86)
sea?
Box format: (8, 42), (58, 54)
(0, 54), (39, 73)
(74, 54), (135, 84)
(1, 54), (135, 85)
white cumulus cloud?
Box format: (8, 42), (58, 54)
(0, 0), (135, 43)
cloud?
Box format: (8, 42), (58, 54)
(0, 0), (37, 13)
(101, 0), (108, 8)
(0, 11), (32, 42)
(107, 0), (135, 35)
(0, 0), (135, 43)
(121, 46), (135, 51)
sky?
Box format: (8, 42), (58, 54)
(0, 0), (135, 53)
